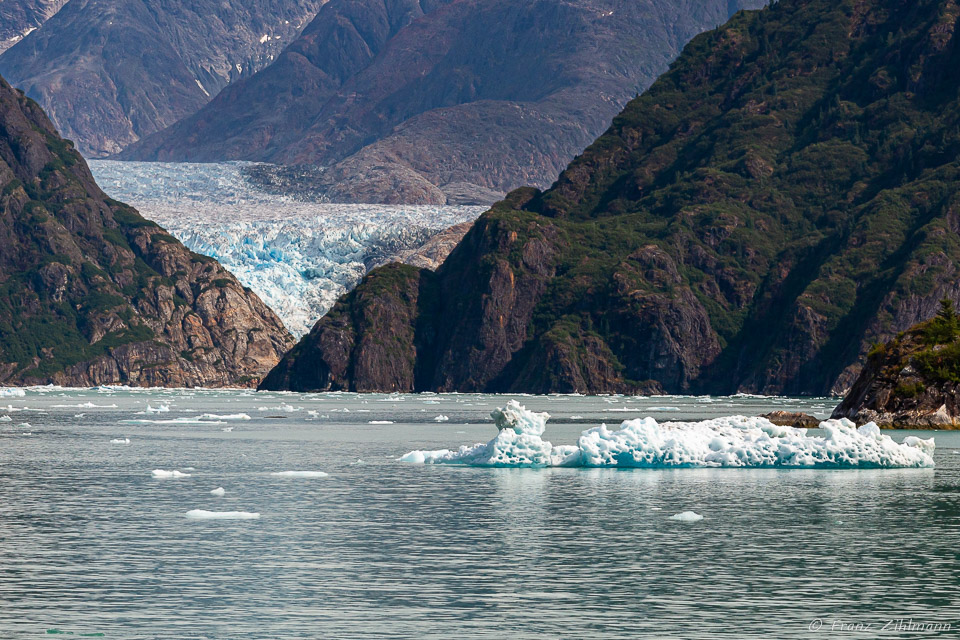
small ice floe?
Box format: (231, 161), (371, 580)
(434, 415), (449, 422)
(0, 415), (10, 422)
(20, 432), (32, 436)
(200, 413), (251, 421)
(270, 471), (328, 478)
(648, 406), (681, 412)
(0, 388), (26, 398)
(53, 402), (117, 409)
(145, 404), (170, 413)
(110, 438), (130, 444)
(221, 426), (234, 432)
(17, 423), (31, 429)
(570, 415), (584, 419)
(670, 511), (704, 522)
(185, 509), (259, 520)
(210, 487), (226, 496)
(369, 420), (394, 424)
(73, 413), (85, 418)
(352, 459), (365, 465)
(151, 469), (191, 478)
(121, 418), (224, 425)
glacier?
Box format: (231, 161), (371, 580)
(89, 161), (485, 336)
(400, 401), (936, 469)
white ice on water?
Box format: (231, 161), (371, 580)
(185, 509), (259, 520)
(670, 511), (704, 522)
(110, 438), (131, 444)
(400, 401), (936, 469)
(200, 413), (251, 420)
(152, 469), (191, 478)
(270, 471), (329, 478)
(89, 160), (484, 336)
(0, 388), (26, 397)
(210, 487), (226, 496)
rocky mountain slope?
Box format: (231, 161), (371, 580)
(261, 0), (960, 395)
(0, 0), (325, 157)
(0, 1), (66, 54)
(122, 0), (767, 205)
(832, 300), (960, 428)
(0, 76), (294, 387)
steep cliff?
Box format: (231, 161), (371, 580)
(0, 1), (66, 54)
(0, 76), (294, 386)
(262, 0), (960, 395)
(122, 0), (767, 205)
(0, 0), (324, 157)
(832, 301), (960, 428)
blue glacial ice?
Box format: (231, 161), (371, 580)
(89, 161), (484, 336)
(400, 401), (935, 469)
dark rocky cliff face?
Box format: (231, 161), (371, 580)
(0, 76), (294, 386)
(833, 303), (960, 428)
(262, 0), (960, 395)
(0, 0), (325, 157)
(122, 0), (767, 205)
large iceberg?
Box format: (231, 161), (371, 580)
(401, 401), (935, 469)
(89, 161), (484, 336)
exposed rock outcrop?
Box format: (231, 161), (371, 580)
(261, 0), (960, 395)
(0, 75), (294, 386)
(0, 0), (325, 157)
(832, 305), (960, 429)
(122, 0), (767, 204)
(0, 1), (66, 54)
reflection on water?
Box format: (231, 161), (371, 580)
(0, 388), (957, 638)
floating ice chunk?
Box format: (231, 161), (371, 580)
(369, 420), (394, 424)
(110, 438), (130, 444)
(146, 404), (170, 413)
(434, 415), (449, 422)
(0, 388), (25, 397)
(53, 402), (117, 408)
(121, 418), (225, 425)
(210, 487), (226, 496)
(402, 403), (935, 469)
(152, 469), (191, 478)
(352, 459), (365, 465)
(492, 400), (549, 436)
(270, 471), (329, 478)
(670, 511), (703, 522)
(17, 423), (31, 429)
(200, 413), (251, 420)
(185, 509), (259, 520)
(570, 415), (584, 420)
(221, 426), (234, 432)
(648, 406), (680, 412)
(0, 415), (10, 422)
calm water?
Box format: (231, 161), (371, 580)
(0, 389), (957, 638)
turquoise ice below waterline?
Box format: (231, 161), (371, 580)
(401, 401), (935, 468)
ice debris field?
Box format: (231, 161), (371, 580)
(90, 161), (484, 336)
(401, 401), (936, 469)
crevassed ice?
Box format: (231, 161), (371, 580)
(89, 161), (484, 336)
(400, 401), (935, 469)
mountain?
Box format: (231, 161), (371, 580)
(261, 0), (960, 395)
(0, 0), (325, 157)
(0, 75), (294, 387)
(832, 300), (960, 428)
(121, 0), (768, 205)
(0, 1), (66, 54)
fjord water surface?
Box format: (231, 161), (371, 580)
(0, 389), (957, 638)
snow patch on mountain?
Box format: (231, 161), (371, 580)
(90, 161), (484, 336)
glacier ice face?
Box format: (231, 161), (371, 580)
(401, 402), (936, 469)
(89, 161), (484, 336)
